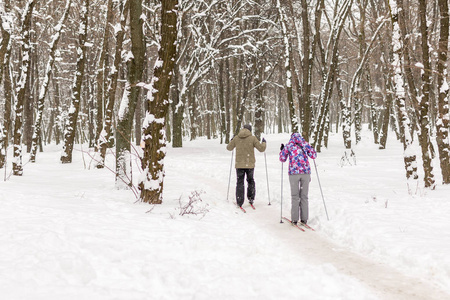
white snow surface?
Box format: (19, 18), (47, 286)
(1, 130), (450, 300)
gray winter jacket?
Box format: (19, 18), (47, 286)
(226, 128), (266, 169)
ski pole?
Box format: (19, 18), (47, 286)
(264, 151), (271, 205)
(313, 159), (329, 221)
(280, 162), (283, 223)
(226, 150), (234, 202)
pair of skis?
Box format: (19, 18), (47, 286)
(235, 205), (315, 232)
(282, 217), (315, 232)
(238, 203), (255, 213)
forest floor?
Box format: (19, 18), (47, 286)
(1, 130), (449, 299)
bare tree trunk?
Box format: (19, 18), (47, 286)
(115, 0), (145, 188)
(218, 60), (226, 143)
(12, 0), (35, 175)
(299, 0), (316, 139)
(277, 70), (283, 134)
(436, 0), (450, 184)
(225, 58), (231, 142)
(378, 38), (394, 149)
(139, 0), (178, 204)
(30, 0), (72, 162)
(52, 66), (63, 145)
(46, 91), (55, 145)
(205, 83), (212, 139)
(417, 0), (436, 189)
(254, 60), (264, 141)
(95, 0), (114, 145)
(171, 63), (183, 147)
(378, 89), (393, 150)
(236, 69), (251, 134)
(368, 74), (380, 144)
(277, 0), (298, 133)
(398, 0), (420, 118)
(24, 32), (36, 153)
(0, 3), (12, 168)
(0, 123), (5, 169)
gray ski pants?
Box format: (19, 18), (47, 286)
(289, 173), (311, 223)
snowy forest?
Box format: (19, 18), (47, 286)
(1, 0), (450, 201)
(3, 1), (450, 298)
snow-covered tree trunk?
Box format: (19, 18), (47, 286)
(340, 97), (352, 149)
(343, 17), (386, 150)
(115, 0), (145, 189)
(171, 63), (184, 147)
(0, 4), (11, 85)
(314, 0), (353, 151)
(234, 66), (251, 134)
(225, 58), (231, 142)
(170, 1), (190, 147)
(0, 123), (5, 169)
(12, 0), (35, 175)
(30, 0), (72, 163)
(50, 66), (63, 145)
(368, 83), (379, 144)
(218, 60), (227, 142)
(378, 91), (393, 150)
(60, 0), (89, 164)
(397, 0), (420, 118)
(254, 62), (265, 141)
(139, 0), (178, 204)
(277, 0), (298, 133)
(0, 6), (12, 169)
(436, 0), (450, 184)
(299, 0), (315, 139)
(188, 87), (198, 140)
(97, 0), (128, 169)
(354, 0), (368, 146)
(417, 0), (436, 189)
(94, 0), (114, 145)
(390, 0), (419, 190)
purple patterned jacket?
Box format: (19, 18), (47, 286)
(279, 133), (317, 175)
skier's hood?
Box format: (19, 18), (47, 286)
(289, 132), (305, 146)
(237, 128), (252, 138)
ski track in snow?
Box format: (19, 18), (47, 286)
(242, 204), (449, 300)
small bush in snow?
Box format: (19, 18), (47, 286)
(340, 149), (356, 167)
(179, 190), (209, 218)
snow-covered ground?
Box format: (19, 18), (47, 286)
(1, 130), (449, 299)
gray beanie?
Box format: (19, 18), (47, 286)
(243, 124), (252, 132)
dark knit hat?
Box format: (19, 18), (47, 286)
(243, 124), (252, 132)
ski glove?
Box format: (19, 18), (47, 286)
(262, 138), (266, 143)
(280, 143), (284, 151)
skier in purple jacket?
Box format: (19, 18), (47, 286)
(279, 133), (317, 225)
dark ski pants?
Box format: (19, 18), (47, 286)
(289, 173), (311, 223)
(235, 168), (255, 207)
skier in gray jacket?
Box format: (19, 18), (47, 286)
(226, 124), (266, 208)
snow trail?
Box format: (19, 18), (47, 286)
(2, 130), (450, 299)
(243, 204), (450, 300)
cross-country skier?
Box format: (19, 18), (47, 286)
(279, 133), (317, 225)
(226, 124), (266, 209)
